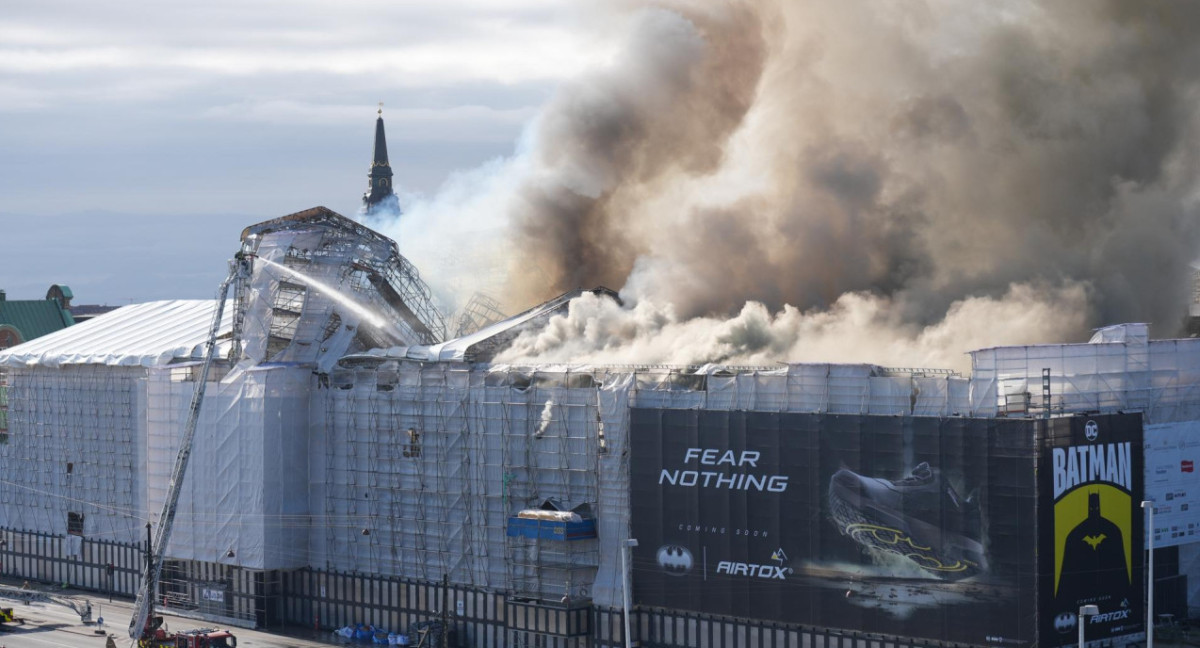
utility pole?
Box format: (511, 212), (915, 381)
(622, 539), (638, 648)
(441, 573), (449, 648)
(1143, 500), (1155, 648)
(144, 523), (152, 589)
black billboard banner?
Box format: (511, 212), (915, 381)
(629, 409), (1040, 646)
(1038, 414), (1144, 647)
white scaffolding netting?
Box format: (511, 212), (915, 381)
(969, 324), (1200, 423)
(146, 364), (311, 569)
(0, 365), (147, 545)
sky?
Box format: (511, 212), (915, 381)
(0, 0), (608, 304)
(4, 1), (1199, 371)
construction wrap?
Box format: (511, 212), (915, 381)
(0, 301), (233, 368)
(5, 309), (1200, 627)
(239, 229), (373, 372)
(0, 365), (148, 545)
(969, 324), (1200, 423)
(147, 363), (312, 569)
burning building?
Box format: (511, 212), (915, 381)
(0, 207), (1198, 648)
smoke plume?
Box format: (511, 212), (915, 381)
(393, 0), (1200, 370)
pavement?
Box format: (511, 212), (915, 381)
(0, 585), (341, 648)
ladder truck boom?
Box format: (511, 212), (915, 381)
(0, 583), (93, 623)
(128, 255), (250, 641)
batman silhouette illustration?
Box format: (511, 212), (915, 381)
(1059, 492), (1129, 601)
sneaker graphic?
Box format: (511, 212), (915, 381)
(828, 462), (987, 580)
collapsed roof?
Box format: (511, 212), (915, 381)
(0, 208), (617, 371)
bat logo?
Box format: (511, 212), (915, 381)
(656, 545), (693, 576)
(1083, 534), (1106, 550)
(1054, 612), (1077, 633)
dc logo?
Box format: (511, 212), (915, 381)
(1085, 420), (1099, 441)
(1054, 612), (1077, 633)
(656, 545), (693, 576)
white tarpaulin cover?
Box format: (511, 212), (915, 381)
(0, 300), (232, 368)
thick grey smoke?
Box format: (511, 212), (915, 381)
(397, 1), (1200, 370)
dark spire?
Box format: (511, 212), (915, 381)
(372, 109), (390, 168)
(362, 104), (400, 215)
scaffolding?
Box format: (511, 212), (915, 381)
(0, 365), (145, 545)
(315, 363), (601, 605)
(240, 206), (447, 349)
(7, 208), (1200, 642)
(0, 366), (8, 441)
(969, 324), (1200, 424)
(454, 293), (506, 338)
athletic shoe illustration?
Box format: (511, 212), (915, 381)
(828, 462), (986, 580)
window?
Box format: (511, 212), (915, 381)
(403, 428), (421, 458)
(67, 512), (84, 536)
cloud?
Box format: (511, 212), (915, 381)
(0, 1), (600, 216)
(0, 2), (609, 84)
(201, 100), (536, 139)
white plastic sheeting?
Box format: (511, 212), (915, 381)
(969, 329), (1200, 423)
(310, 363), (603, 601)
(345, 288), (599, 364)
(628, 364), (969, 416)
(0, 365), (147, 546)
(146, 364), (312, 569)
(0, 300), (233, 368)
(239, 229), (382, 371)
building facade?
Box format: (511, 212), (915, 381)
(1, 211), (1197, 647)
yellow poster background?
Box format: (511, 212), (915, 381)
(1053, 484), (1131, 595)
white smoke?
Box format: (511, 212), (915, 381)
(493, 282), (1092, 372)
(536, 399), (555, 438)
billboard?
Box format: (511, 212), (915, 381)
(1145, 421), (1200, 547)
(629, 409), (1039, 646)
(1038, 414), (1145, 647)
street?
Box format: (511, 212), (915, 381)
(0, 589), (337, 648)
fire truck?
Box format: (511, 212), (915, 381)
(136, 616), (237, 647)
(163, 627), (238, 647)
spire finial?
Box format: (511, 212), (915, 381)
(378, 101), (383, 116)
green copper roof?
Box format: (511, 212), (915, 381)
(0, 297), (75, 344)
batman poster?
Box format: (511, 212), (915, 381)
(1038, 413), (1144, 647)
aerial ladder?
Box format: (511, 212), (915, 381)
(128, 254), (251, 646)
(0, 582), (93, 626)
